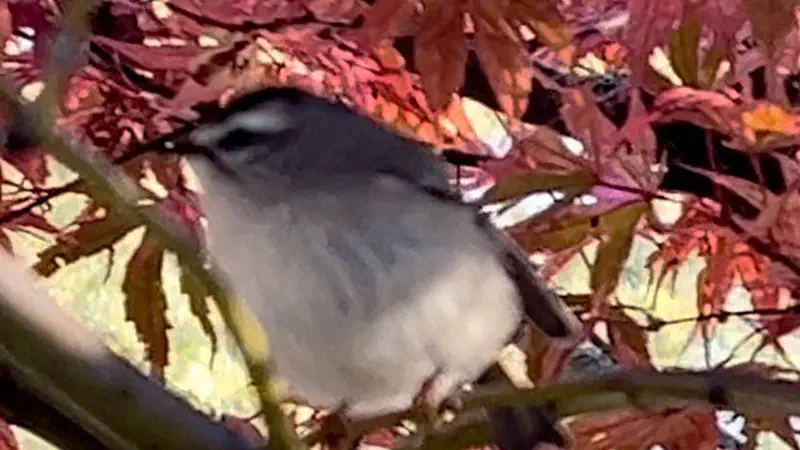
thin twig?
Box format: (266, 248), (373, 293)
(704, 130), (728, 219)
(0, 146), (156, 228)
(595, 178), (688, 204)
(613, 303), (800, 330)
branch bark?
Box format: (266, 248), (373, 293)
(300, 366), (800, 450)
(0, 75), (302, 450)
(405, 369), (800, 450)
(0, 250), (257, 449)
(0, 367), (107, 450)
(2, 0), (301, 444)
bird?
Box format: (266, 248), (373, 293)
(159, 86), (580, 449)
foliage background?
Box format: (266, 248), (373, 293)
(3, 0), (800, 449)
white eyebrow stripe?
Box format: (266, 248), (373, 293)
(229, 108), (294, 133)
(189, 106), (294, 147)
(189, 124), (228, 146)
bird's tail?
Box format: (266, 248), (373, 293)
(477, 365), (568, 450)
(487, 402), (565, 450)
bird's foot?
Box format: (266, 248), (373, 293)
(410, 369), (445, 427)
(316, 407), (359, 450)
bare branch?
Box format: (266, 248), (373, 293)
(0, 0), (302, 441)
(0, 79), (301, 450)
(613, 303), (800, 331)
(0, 367), (108, 450)
(0, 249), (254, 449)
(405, 369), (800, 450)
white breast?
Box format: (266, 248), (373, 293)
(191, 158), (522, 418)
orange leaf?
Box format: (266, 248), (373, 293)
(624, 0), (684, 85)
(742, 0), (800, 54)
(34, 204), (142, 277)
(372, 41), (406, 70)
(570, 406), (717, 450)
(304, 0), (365, 23)
(353, 0), (416, 48)
(481, 126), (589, 180)
(651, 87), (741, 137)
(745, 413), (800, 450)
(524, 329), (580, 385)
(560, 86), (617, 158)
(741, 102), (800, 143)
(0, 0), (11, 47)
(440, 96), (479, 142)
(509, 0), (574, 58)
(414, 1), (468, 110)
(473, 20), (532, 118)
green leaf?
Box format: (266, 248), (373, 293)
(510, 207), (592, 252)
(698, 44), (724, 90)
(486, 169), (596, 202)
(122, 230), (171, 380)
(667, 14), (702, 87)
(590, 202), (648, 297)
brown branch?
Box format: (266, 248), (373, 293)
(408, 369), (800, 450)
(0, 249), (254, 449)
(0, 82), (301, 450)
(595, 178), (690, 204)
(300, 368), (800, 450)
(0, 0), (301, 445)
(0, 367), (108, 450)
(0, 148), (152, 228)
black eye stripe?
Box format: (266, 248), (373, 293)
(216, 127), (265, 150)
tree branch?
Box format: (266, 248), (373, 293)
(0, 80), (302, 450)
(613, 303), (800, 330)
(0, 367), (107, 450)
(0, 249), (254, 449)
(408, 369), (800, 450)
(302, 368), (800, 450)
(0, 0), (302, 443)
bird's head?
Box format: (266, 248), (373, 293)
(161, 86), (451, 194)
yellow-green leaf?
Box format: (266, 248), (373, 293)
(486, 169), (596, 202)
(667, 14), (701, 87)
(590, 202), (648, 297)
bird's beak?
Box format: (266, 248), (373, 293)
(147, 126), (203, 156)
(148, 127), (239, 178)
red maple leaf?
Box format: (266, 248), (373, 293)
(570, 405), (718, 450)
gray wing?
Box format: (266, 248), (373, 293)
(377, 143), (579, 338)
(265, 174), (525, 418)
(475, 214), (581, 338)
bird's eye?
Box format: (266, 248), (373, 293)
(190, 107), (294, 150)
(216, 127), (265, 151)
